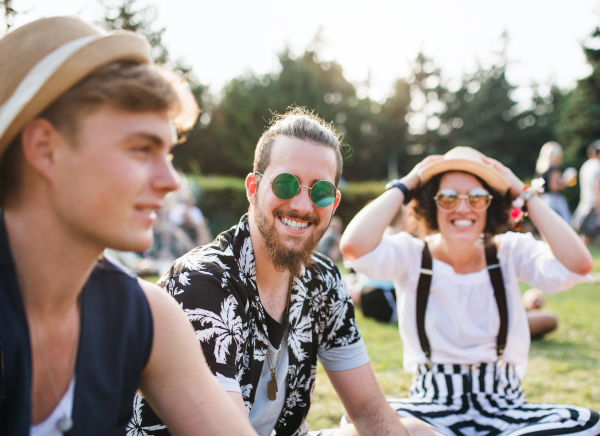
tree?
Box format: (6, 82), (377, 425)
(405, 34), (560, 180)
(176, 43), (401, 181)
(1, 0), (17, 32)
(99, 0), (169, 64)
(556, 27), (600, 170)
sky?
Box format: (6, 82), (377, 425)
(5, 0), (600, 103)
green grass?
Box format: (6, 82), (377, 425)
(306, 246), (600, 430)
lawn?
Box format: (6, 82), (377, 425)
(305, 246), (600, 431)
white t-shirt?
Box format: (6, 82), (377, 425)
(576, 158), (600, 214)
(30, 377), (75, 436)
(346, 232), (593, 379)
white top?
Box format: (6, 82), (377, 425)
(576, 158), (600, 214)
(218, 339), (368, 436)
(30, 377), (76, 436)
(168, 203), (205, 226)
(346, 232), (593, 379)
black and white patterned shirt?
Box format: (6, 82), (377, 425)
(131, 214), (363, 436)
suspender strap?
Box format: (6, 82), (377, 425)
(485, 243), (508, 362)
(416, 243), (433, 365)
(415, 242), (509, 366)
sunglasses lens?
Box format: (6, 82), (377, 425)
(311, 181), (337, 207)
(271, 173), (299, 200)
(436, 190), (459, 210)
(468, 189), (491, 211)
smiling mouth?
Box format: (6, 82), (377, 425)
(451, 219), (475, 228)
(280, 216), (310, 230)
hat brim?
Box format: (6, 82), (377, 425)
(0, 32), (151, 152)
(419, 158), (509, 194)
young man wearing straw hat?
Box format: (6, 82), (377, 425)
(0, 16), (257, 436)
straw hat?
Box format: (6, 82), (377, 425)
(419, 146), (509, 193)
(0, 16), (153, 159)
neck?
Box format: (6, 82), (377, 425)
(4, 206), (100, 319)
(431, 233), (485, 274)
(248, 212), (291, 323)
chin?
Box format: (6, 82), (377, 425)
(107, 233), (153, 254)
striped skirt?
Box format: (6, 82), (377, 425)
(388, 363), (600, 436)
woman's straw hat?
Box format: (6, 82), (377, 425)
(419, 146), (509, 193)
(0, 16), (153, 159)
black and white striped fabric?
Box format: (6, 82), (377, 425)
(388, 363), (600, 436)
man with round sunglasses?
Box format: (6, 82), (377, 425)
(341, 146), (599, 436)
(134, 108), (433, 436)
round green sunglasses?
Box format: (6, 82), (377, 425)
(256, 172), (338, 207)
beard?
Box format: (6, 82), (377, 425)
(254, 194), (329, 278)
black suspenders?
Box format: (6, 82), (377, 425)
(416, 242), (508, 368)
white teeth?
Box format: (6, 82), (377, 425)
(281, 217), (309, 230)
(453, 219), (474, 228)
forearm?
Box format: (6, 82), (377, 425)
(527, 196), (593, 274)
(340, 188), (404, 260)
(351, 401), (409, 436)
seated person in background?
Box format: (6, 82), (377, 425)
(0, 17), (256, 436)
(133, 108), (433, 436)
(341, 146), (599, 436)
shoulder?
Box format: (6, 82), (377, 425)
(496, 231), (546, 262)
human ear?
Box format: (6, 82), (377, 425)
(246, 173), (258, 205)
(332, 190), (341, 213)
(19, 118), (59, 182)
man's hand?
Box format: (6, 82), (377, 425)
(325, 363), (434, 436)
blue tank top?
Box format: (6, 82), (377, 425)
(0, 215), (154, 435)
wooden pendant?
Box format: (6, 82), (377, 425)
(267, 377), (278, 401)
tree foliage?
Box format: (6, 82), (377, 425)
(557, 27), (600, 169)
(1, 0), (17, 32)
(99, 0), (169, 64)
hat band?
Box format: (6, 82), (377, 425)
(0, 34), (100, 141)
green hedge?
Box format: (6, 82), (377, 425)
(188, 175), (385, 236)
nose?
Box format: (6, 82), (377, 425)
(153, 156), (181, 194)
(455, 197), (471, 213)
(288, 185), (314, 215)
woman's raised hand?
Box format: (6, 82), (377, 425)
(401, 155), (444, 190)
(481, 156), (525, 198)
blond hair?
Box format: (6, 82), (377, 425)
(535, 141), (563, 175)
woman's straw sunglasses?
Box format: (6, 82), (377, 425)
(433, 188), (493, 212)
(255, 172), (337, 207)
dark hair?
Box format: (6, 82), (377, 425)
(253, 107), (344, 185)
(412, 171), (512, 237)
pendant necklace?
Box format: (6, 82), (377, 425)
(23, 284), (80, 434)
(266, 277), (292, 401)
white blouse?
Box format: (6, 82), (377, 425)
(346, 232), (593, 379)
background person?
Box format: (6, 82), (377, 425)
(0, 16), (256, 436)
(535, 141), (572, 223)
(340, 146), (599, 436)
(573, 141), (600, 246)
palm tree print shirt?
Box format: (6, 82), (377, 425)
(132, 215), (363, 436)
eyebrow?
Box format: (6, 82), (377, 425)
(127, 132), (171, 148)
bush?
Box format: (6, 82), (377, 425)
(189, 175), (249, 236)
(189, 176), (385, 236)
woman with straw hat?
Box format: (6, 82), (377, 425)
(340, 146), (599, 435)
(0, 16), (257, 436)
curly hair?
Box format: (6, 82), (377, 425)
(411, 171), (513, 237)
